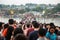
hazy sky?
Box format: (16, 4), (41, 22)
(0, 0), (60, 5)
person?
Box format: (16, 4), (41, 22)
(37, 28), (48, 40)
(23, 24), (31, 36)
(0, 22), (3, 34)
(55, 26), (59, 34)
(29, 21), (40, 40)
(14, 34), (28, 40)
(27, 27), (34, 36)
(2, 24), (9, 37)
(0, 22), (5, 40)
(45, 24), (51, 31)
(0, 36), (5, 40)
(3, 24), (9, 29)
(56, 27), (60, 40)
(10, 27), (24, 40)
(50, 23), (55, 27)
(13, 20), (17, 29)
(8, 19), (16, 29)
(5, 26), (14, 40)
(46, 27), (57, 40)
(8, 19), (14, 26)
(14, 27), (24, 37)
(23, 23), (34, 36)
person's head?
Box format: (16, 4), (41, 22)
(14, 34), (27, 40)
(39, 23), (43, 28)
(45, 24), (50, 29)
(4, 24), (9, 29)
(50, 23), (55, 27)
(8, 19), (14, 25)
(14, 28), (23, 37)
(26, 24), (31, 28)
(38, 28), (46, 37)
(0, 22), (4, 31)
(55, 26), (59, 30)
(19, 22), (22, 24)
(49, 27), (55, 34)
(32, 21), (37, 25)
(32, 22), (40, 29)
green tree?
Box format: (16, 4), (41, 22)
(19, 9), (26, 14)
(51, 3), (60, 14)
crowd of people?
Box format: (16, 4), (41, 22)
(0, 19), (60, 40)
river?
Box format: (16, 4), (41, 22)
(0, 17), (60, 26)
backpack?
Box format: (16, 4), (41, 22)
(2, 28), (8, 37)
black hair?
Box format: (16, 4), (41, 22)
(4, 24), (9, 29)
(45, 24), (50, 28)
(50, 26), (56, 29)
(5, 26), (14, 40)
(32, 21), (37, 25)
(38, 28), (46, 37)
(8, 19), (14, 25)
(19, 22), (23, 24)
(0, 22), (3, 27)
(0, 22), (4, 31)
(26, 24), (30, 28)
(33, 22), (40, 28)
(14, 34), (27, 40)
(50, 23), (55, 27)
(14, 28), (23, 37)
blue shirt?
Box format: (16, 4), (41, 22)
(46, 32), (57, 40)
(29, 31), (38, 40)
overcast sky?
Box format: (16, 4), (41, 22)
(0, 0), (60, 5)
